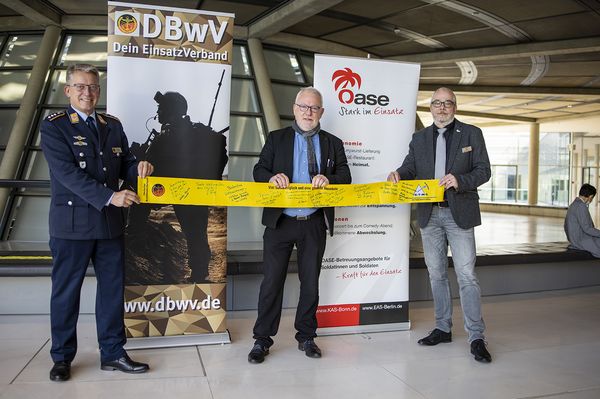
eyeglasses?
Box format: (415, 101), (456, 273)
(295, 103), (322, 113)
(431, 100), (455, 108)
(69, 83), (100, 92)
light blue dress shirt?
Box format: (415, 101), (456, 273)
(283, 131), (321, 217)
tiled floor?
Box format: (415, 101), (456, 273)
(1, 286), (600, 399)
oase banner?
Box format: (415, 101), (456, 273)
(107, 2), (233, 343)
(314, 55), (420, 334)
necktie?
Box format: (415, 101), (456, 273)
(434, 127), (447, 179)
(306, 135), (319, 179)
(86, 116), (99, 139)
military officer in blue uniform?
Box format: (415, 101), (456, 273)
(40, 64), (154, 382)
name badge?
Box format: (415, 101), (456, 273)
(462, 146), (472, 153)
(79, 161), (86, 169)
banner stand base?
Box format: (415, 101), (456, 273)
(317, 322), (410, 336)
(124, 330), (231, 350)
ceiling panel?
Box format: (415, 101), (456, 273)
(49, 0), (110, 14)
(285, 15), (355, 37)
(515, 12), (600, 41)
(330, 0), (424, 19)
(535, 76), (596, 87)
(476, 64), (532, 78)
(433, 28), (517, 49)
(567, 103), (600, 113)
(321, 25), (399, 48)
(474, 77), (532, 86)
(545, 61), (600, 77)
(458, 0), (586, 23)
(200, 0), (271, 25)
(364, 40), (434, 57)
(520, 110), (573, 118)
(383, 5), (486, 37)
(0, 4), (19, 16)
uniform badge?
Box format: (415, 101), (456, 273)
(112, 147), (123, 155)
(79, 161), (86, 169)
(97, 114), (106, 125)
(69, 113), (79, 124)
(72, 135), (86, 141)
(462, 146), (473, 153)
(73, 141), (87, 146)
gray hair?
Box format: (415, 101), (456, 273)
(432, 87), (457, 105)
(66, 64), (100, 84)
(295, 86), (323, 106)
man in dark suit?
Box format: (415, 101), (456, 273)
(40, 64), (154, 381)
(248, 87), (351, 363)
(388, 87), (492, 362)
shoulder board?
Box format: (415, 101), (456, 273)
(46, 111), (66, 121)
(100, 113), (120, 122)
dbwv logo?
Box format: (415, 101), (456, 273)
(332, 67), (389, 106)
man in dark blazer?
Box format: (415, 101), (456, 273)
(248, 87), (351, 363)
(388, 87), (492, 363)
(40, 64), (153, 381)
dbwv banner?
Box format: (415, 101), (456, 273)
(314, 55), (420, 334)
(107, 1), (233, 346)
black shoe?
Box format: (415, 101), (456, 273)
(298, 339), (322, 358)
(418, 328), (452, 346)
(49, 361), (71, 382)
(248, 343), (269, 364)
(470, 339), (492, 363)
(101, 353), (149, 373)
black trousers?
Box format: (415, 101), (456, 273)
(253, 210), (327, 346)
(49, 237), (126, 363)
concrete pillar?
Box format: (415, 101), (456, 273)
(528, 122), (540, 205)
(247, 38), (281, 133)
(0, 25), (62, 216)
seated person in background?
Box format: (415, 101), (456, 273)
(564, 183), (600, 257)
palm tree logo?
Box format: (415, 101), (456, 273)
(332, 68), (362, 104)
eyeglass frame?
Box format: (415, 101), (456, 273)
(68, 83), (101, 93)
(431, 99), (456, 108)
(295, 103), (322, 113)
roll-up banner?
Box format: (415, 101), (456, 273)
(314, 55), (420, 334)
(107, 2), (233, 348)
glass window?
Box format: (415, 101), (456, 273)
(272, 83), (302, 117)
(299, 54), (314, 84)
(46, 70), (107, 107)
(0, 109), (18, 145)
(0, 71), (31, 104)
(538, 132), (570, 206)
(228, 155), (258, 182)
(31, 108), (66, 146)
(57, 34), (108, 66)
(227, 206), (264, 243)
(264, 49), (305, 83)
(4, 196), (50, 241)
(232, 44), (252, 76)
(0, 35), (43, 67)
(230, 78), (260, 113)
(229, 116), (265, 153)
(22, 150), (49, 180)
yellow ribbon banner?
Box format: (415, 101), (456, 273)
(139, 176), (444, 208)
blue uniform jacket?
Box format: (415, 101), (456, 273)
(40, 106), (138, 240)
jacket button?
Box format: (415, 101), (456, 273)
(103, 167), (107, 172)
(79, 152), (84, 157)
(103, 183), (107, 187)
(67, 200), (73, 206)
(99, 151), (103, 156)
